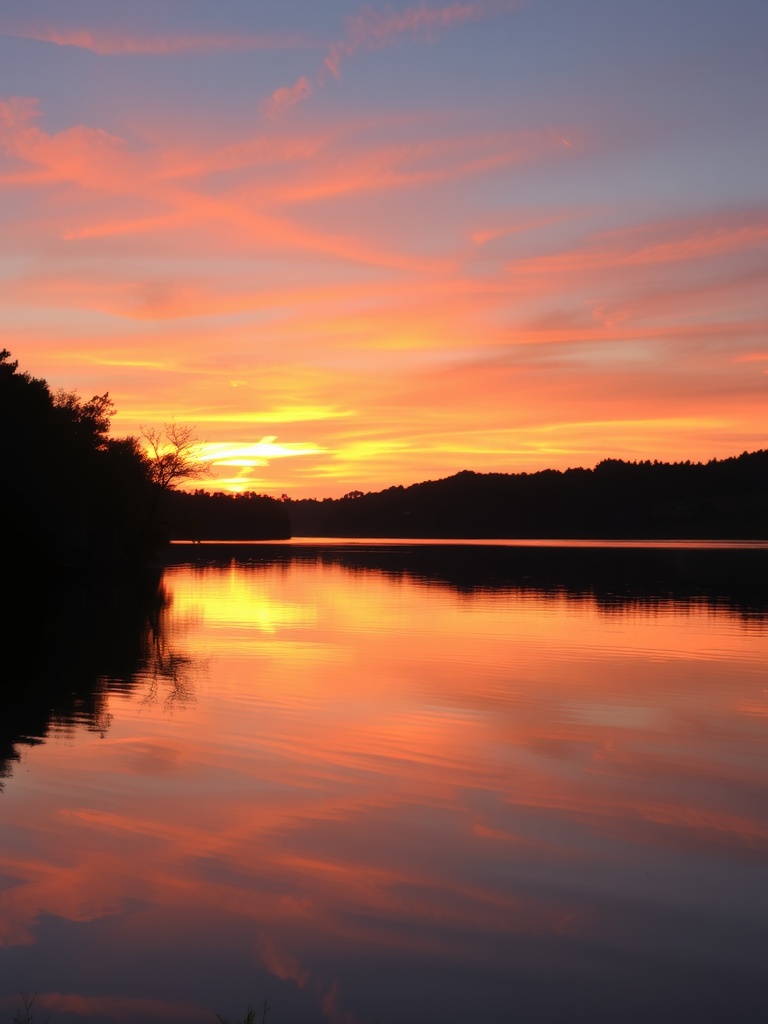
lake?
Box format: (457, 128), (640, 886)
(1, 542), (767, 1024)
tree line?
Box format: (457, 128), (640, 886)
(3, 349), (764, 557)
(0, 350), (288, 573)
(285, 452), (768, 539)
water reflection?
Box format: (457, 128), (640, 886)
(0, 571), (188, 787)
(168, 540), (768, 621)
(0, 550), (766, 1024)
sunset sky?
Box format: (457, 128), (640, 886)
(1, 0), (766, 497)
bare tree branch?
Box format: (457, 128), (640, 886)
(141, 422), (212, 490)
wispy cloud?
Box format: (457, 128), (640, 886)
(261, 77), (314, 122)
(0, 25), (311, 55)
(470, 210), (573, 246)
(201, 439), (327, 469)
(324, 0), (522, 80)
(270, 127), (564, 203)
(0, 96), (133, 190)
(0, 96), (473, 272)
(261, 0), (522, 118)
(508, 211), (768, 276)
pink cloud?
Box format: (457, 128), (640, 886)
(347, 0), (518, 47)
(324, 0), (521, 78)
(0, 95), (134, 190)
(269, 126), (566, 204)
(470, 211), (573, 246)
(258, 933), (311, 988)
(247, 0), (520, 117)
(2, 97), (406, 267)
(1, 26), (311, 55)
(261, 77), (314, 122)
(509, 211), (768, 277)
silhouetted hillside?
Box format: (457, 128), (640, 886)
(287, 451), (768, 539)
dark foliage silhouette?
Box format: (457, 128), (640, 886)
(286, 451), (768, 539)
(158, 488), (291, 541)
(0, 351), (290, 565)
(0, 349), (152, 569)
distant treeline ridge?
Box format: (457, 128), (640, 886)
(2, 350), (765, 549)
(285, 451), (768, 539)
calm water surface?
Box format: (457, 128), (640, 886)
(1, 547), (767, 1024)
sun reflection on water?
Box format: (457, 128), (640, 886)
(0, 558), (766, 1024)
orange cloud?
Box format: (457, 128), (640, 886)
(2, 38), (765, 500)
(1, 92), (579, 295)
(509, 210), (768, 277)
(0, 99), (464, 273)
(271, 127), (566, 203)
(0, 95), (135, 190)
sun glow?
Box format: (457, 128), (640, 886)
(1, 1), (765, 497)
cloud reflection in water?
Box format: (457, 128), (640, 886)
(0, 553), (766, 1024)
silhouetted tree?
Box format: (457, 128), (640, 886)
(0, 349), (152, 568)
(142, 422), (212, 490)
(0, 351), (291, 564)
